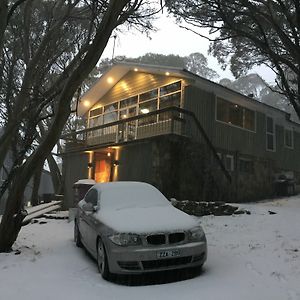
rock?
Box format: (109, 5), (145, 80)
(233, 210), (245, 215)
(268, 210), (277, 215)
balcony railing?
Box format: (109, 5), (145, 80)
(63, 107), (186, 150)
(62, 106), (231, 183)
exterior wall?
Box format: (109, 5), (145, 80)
(62, 152), (89, 209)
(183, 85), (300, 175)
(116, 141), (154, 183)
(114, 135), (240, 202)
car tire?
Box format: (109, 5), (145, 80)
(74, 221), (83, 248)
(97, 238), (111, 280)
(191, 263), (204, 275)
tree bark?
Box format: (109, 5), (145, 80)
(31, 161), (44, 206)
(0, 166), (28, 252)
(47, 154), (62, 193)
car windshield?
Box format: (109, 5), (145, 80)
(99, 183), (171, 211)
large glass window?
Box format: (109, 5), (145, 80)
(104, 102), (118, 113)
(88, 80), (182, 128)
(159, 92), (181, 121)
(103, 112), (118, 124)
(160, 81), (181, 96)
(120, 96), (138, 109)
(266, 116), (275, 151)
(138, 99), (158, 125)
(159, 92), (181, 109)
(140, 89), (158, 102)
(89, 107), (102, 118)
(216, 98), (255, 131)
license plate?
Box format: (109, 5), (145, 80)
(157, 249), (181, 258)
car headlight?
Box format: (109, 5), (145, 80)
(188, 226), (206, 242)
(109, 233), (142, 246)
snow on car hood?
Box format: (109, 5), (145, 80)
(95, 205), (197, 233)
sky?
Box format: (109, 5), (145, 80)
(101, 14), (276, 84)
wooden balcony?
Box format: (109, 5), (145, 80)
(62, 107), (187, 153)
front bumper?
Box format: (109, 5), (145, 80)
(106, 240), (207, 274)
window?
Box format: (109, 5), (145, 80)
(159, 92), (181, 121)
(85, 189), (98, 206)
(120, 96), (138, 108)
(266, 116), (276, 151)
(103, 112), (117, 124)
(239, 159), (254, 173)
(89, 107), (103, 118)
(244, 108), (255, 131)
(216, 98), (255, 131)
(88, 80), (182, 129)
(160, 81), (181, 96)
(138, 99), (158, 125)
(225, 155), (234, 171)
(284, 128), (294, 149)
(159, 93), (181, 109)
(140, 89), (158, 102)
(104, 102), (118, 113)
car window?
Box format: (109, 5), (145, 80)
(84, 189), (98, 206)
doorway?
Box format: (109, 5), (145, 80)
(94, 152), (112, 183)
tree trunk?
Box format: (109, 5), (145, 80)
(0, 168), (27, 252)
(47, 154), (62, 194)
(0, 0), (8, 53)
(31, 162), (44, 206)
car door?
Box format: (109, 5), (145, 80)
(82, 188), (99, 256)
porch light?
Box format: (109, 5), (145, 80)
(165, 72), (170, 76)
(134, 68), (138, 72)
(107, 152), (111, 157)
(83, 100), (90, 107)
(107, 77), (114, 84)
(141, 108), (150, 114)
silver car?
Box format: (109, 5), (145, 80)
(74, 182), (207, 280)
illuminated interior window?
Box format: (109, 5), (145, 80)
(216, 98), (255, 131)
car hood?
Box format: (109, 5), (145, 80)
(96, 205), (198, 233)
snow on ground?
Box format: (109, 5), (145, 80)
(1, 196), (300, 300)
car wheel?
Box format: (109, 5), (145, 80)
(192, 263), (204, 275)
(74, 221), (83, 248)
(97, 238), (111, 280)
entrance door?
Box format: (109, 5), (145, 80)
(94, 152), (111, 183)
(118, 106), (137, 142)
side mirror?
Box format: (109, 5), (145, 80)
(82, 202), (96, 212)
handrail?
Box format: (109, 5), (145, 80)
(61, 106), (183, 139)
(62, 106), (231, 183)
(178, 108), (232, 183)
